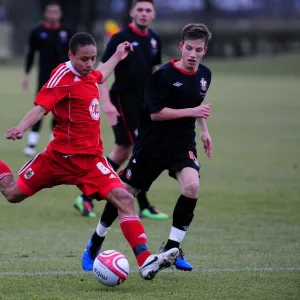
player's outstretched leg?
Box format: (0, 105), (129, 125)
(0, 161), (28, 203)
(84, 187), (179, 280)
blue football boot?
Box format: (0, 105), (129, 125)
(81, 239), (102, 271)
(175, 249), (193, 271)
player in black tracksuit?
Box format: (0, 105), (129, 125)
(22, 2), (72, 157)
(74, 0), (167, 219)
(84, 23), (213, 271)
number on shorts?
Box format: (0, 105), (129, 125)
(96, 162), (111, 174)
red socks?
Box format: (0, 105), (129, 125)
(119, 216), (151, 266)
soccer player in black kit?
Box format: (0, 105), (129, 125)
(82, 23), (212, 272)
(22, 2), (72, 157)
(74, 0), (168, 219)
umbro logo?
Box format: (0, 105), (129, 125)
(74, 76), (81, 82)
(173, 82), (183, 87)
(109, 174), (117, 179)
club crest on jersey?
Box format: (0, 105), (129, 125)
(24, 168), (34, 179)
(59, 30), (68, 42)
(200, 78), (207, 91)
(89, 98), (100, 120)
(126, 169), (132, 180)
(150, 38), (157, 49)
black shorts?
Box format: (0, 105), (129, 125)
(119, 149), (201, 191)
(110, 91), (144, 146)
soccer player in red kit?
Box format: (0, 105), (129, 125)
(0, 32), (178, 280)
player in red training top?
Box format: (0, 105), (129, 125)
(0, 32), (178, 280)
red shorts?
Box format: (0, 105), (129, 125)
(16, 149), (125, 198)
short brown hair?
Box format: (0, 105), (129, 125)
(132, 0), (154, 8)
(181, 23), (212, 46)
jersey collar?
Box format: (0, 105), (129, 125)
(43, 22), (61, 30)
(171, 59), (197, 75)
(128, 23), (148, 36)
(66, 61), (82, 76)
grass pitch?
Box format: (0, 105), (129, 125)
(0, 54), (299, 299)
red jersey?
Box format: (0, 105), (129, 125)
(35, 61), (104, 156)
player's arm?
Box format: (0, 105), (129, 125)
(197, 118), (212, 158)
(145, 71), (211, 121)
(97, 67), (120, 126)
(6, 106), (46, 140)
(97, 42), (133, 83)
(22, 29), (37, 90)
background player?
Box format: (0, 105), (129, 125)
(22, 1), (72, 157)
(0, 32), (178, 280)
(82, 23), (212, 272)
(73, 0), (168, 219)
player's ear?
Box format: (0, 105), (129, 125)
(204, 47), (208, 54)
(68, 50), (73, 60)
(179, 42), (183, 51)
(129, 9), (134, 18)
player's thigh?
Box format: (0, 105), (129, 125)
(77, 156), (125, 200)
(17, 150), (54, 196)
(119, 152), (166, 191)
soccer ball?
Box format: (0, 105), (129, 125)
(93, 250), (130, 287)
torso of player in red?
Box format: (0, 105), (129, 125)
(34, 61), (103, 156)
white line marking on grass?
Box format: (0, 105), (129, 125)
(0, 267), (299, 277)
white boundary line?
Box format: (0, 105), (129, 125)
(0, 267), (299, 277)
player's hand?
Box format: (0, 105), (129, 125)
(6, 127), (24, 141)
(116, 42), (133, 61)
(192, 104), (211, 119)
(200, 130), (212, 158)
(22, 75), (29, 90)
(103, 101), (120, 126)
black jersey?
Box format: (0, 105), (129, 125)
(101, 24), (162, 95)
(134, 59), (212, 154)
(24, 22), (72, 79)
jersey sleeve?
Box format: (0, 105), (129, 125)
(101, 34), (120, 63)
(34, 66), (70, 114)
(153, 35), (162, 66)
(34, 85), (69, 114)
(94, 70), (103, 84)
(24, 28), (38, 74)
(144, 69), (170, 114)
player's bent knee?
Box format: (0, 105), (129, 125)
(182, 181), (199, 198)
(4, 184), (28, 203)
(107, 188), (135, 214)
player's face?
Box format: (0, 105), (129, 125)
(130, 2), (155, 29)
(69, 45), (97, 76)
(44, 5), (62, 24)
(180, 39), (208, 72)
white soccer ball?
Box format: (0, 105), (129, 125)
(93, 250), (130, 287)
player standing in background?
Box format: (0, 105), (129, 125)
(0, 32), (179, 280)
(82, 24), (212, 272)
(73, 0), (168, 220)
(22, 1), (72, 157)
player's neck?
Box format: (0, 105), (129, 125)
(175, 59), (198, 74)
(129, 22), (149, 36)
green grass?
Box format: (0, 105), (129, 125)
(0, 54), (300, 299)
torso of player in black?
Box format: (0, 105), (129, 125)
(102, 24), (161, 95)
(26, 23), (72, 78)
(135, 59), (212, 154)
